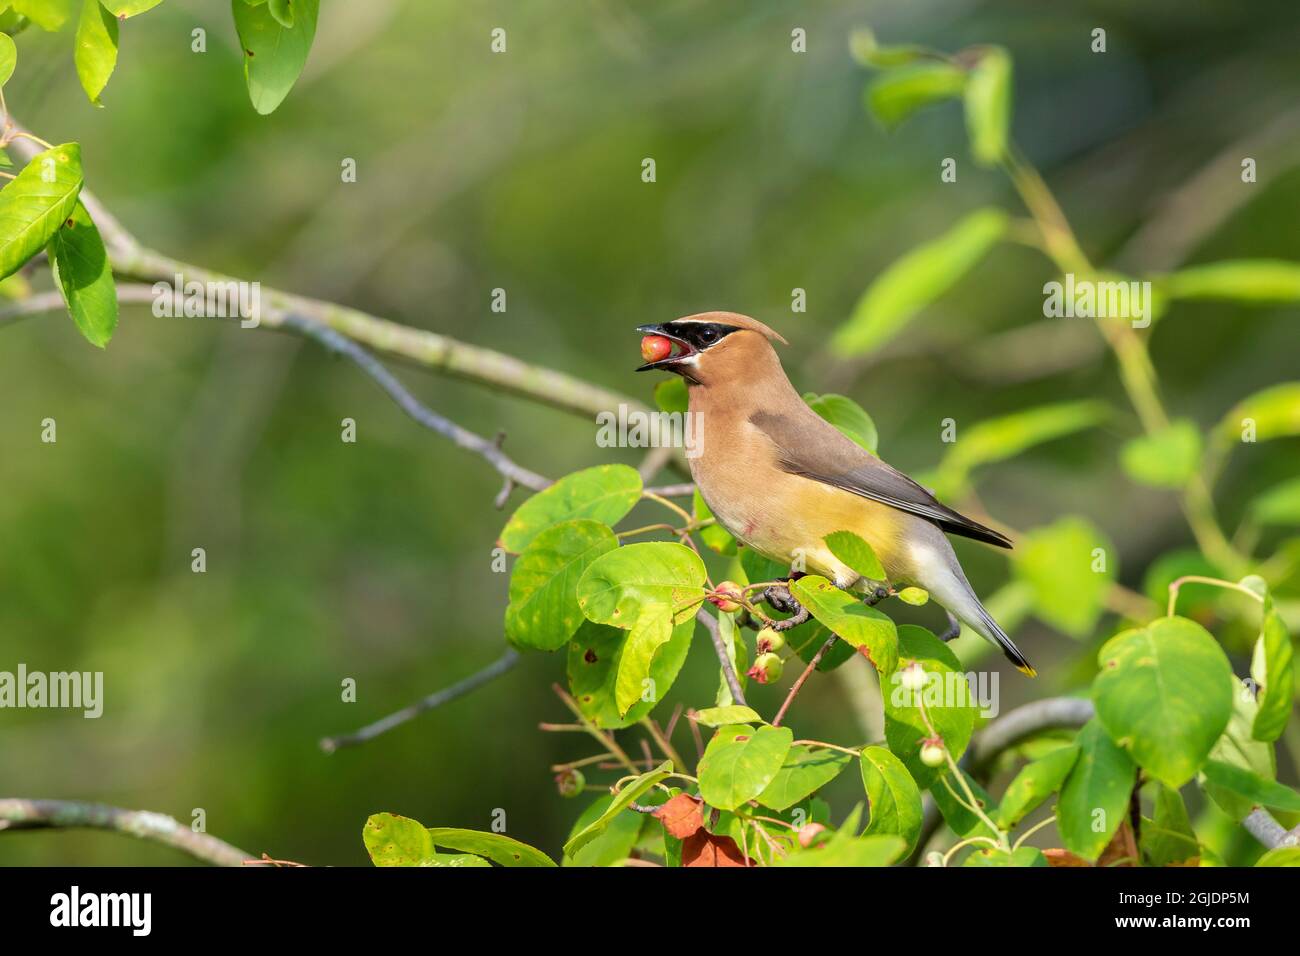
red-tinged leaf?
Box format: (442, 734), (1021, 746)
(681, 830), (750, 867)
(1097, 819), (1139, 868)
(1043, 848), (1091, 867)
(652, 793), (704, 840)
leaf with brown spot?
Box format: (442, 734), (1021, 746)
(652, 793), (704, 840)
(681, 830), (750, 867)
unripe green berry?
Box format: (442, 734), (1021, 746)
(756, 627), (785, 655)
(555, 768), (585, 798)
(919, 740), (946, 768)
(747, 652), (784, 685)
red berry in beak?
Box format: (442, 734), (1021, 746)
(641, 334), (673, 363)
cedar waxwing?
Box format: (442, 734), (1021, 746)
(636, 311), (1035, 676)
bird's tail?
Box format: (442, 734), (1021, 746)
(967, 601), (1036, 677)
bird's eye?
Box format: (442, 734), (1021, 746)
(698, 327), (718, 345)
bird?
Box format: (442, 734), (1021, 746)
(635, 310), (1034, 676)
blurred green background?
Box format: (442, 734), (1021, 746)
(2, 0), (1298, 865)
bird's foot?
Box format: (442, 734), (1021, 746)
(938, 612), (961, 642)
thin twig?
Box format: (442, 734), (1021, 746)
(771, 634), (837, 728)
(696, 608), (746, 708)
(0, 799), (260, 867)
(320, 650), (520, 751)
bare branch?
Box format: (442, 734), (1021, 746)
(0, 799), (259, 866)
(321, 649), (520, 752)
(696, 608), (746, 708)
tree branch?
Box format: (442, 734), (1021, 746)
(0, 799), (259, 866)
(696, 608), (746, 708)
(321, 649), (521, 752)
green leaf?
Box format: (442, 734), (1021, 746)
(1201, 677), (1277, 820)
(361, 813), (545, 867)
(1256, 847), (1300, 867)
(864, 61), (967, 130)
(267, 0), (294, 28)
(832, 208), (1007, 357)
(698, 724), (793, 811)
(963, 846), (1048, 867)
(693, 705), (763, 728)
(713, 609), (748, 704)
(562, 793), (644, 867)
(1252, 477), (1300, 526)
(823, 529), (886, 581)
(12, 0), (77, 30)
(564, 761), (673, 856)
(74, 0), (117, 105)
(1119, 420), (1203, 489)
(938, 400), (1110, 493)
(1057, 720), (1136, 861)
(231, 0), (318, 114)
(776, 833), (906, 867)
(693, 490), (736, 556)
(848, 28), (938, 69)
(0, 32), (15, 88)
(963, 46), (1011, 166)
(1140, 782), (1199, 867)
(1251, 592), (1294, 742)
(1159, 260), (1300, 303)
(0, 143), (83, 280)
(803, 392), (878, 453)
(1201, 760), (1300, 813)
(789, 575), (898, 675)
(567, 617), (694, 730)
(47, 200), (117, 348)
(756, 745), (852, 812)
(1094, 616), (1233, 787)
(1012, 516), (1115, 638)
(883, 625), (976, 788)
(576, 540), (705, 714)
(504, 519), (617, 652)
(785, 621), (855, 672)
(931, 767), (998, 841)
(500, 464), (642, 553)
(859, 745), (923, 853)
(102, 1), (168, 15)
(653, 376), (688, 414)
(995, 744), (1079, 829)
(1218, 382), (1300, 444)
(424, 827), (556, 867)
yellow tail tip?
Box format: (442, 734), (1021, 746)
(1017, 663), (1038, 678)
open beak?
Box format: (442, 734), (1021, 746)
(635, 323), (696, 373)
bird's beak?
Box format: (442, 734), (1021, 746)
(635, 323), (696, 373)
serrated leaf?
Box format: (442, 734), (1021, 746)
(47, 200), (117, 348)
(576, 540), (706, 631)
(803, 392), (878, 453)
(864, 61), (967, 129)
(964, 46), (1011, 166)
(1094, 616), (1233, 787)
(823, 529), (886, 581)
(883, 625), (976, 788)
(1057, 720), (1136, 861)
(1012, 516), (1114, 638)
(996, 744), (1079, 829)
(232, 0), (318, 115)
(567, 618), (693, 730)
(832, 208), (1007, 356)
(789, 575), (898, 675)
(504, 519), (617, 652)
(1120, 420), (1202, 489)
(564, 761), (672, 856)
(74, 0), (117, 105)
(0, 143), (83, 280)
(500, 464), (642, 553)
(698, 725), (793, 811)
(859, 745), (923, 853)
(756, 745), (852, 812)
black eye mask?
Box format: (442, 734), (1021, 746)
(659, 321), (741, 352)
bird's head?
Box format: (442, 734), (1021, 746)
(635, 311), (788, 386)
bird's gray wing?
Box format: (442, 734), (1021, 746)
(749, 408), (1013, 549)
